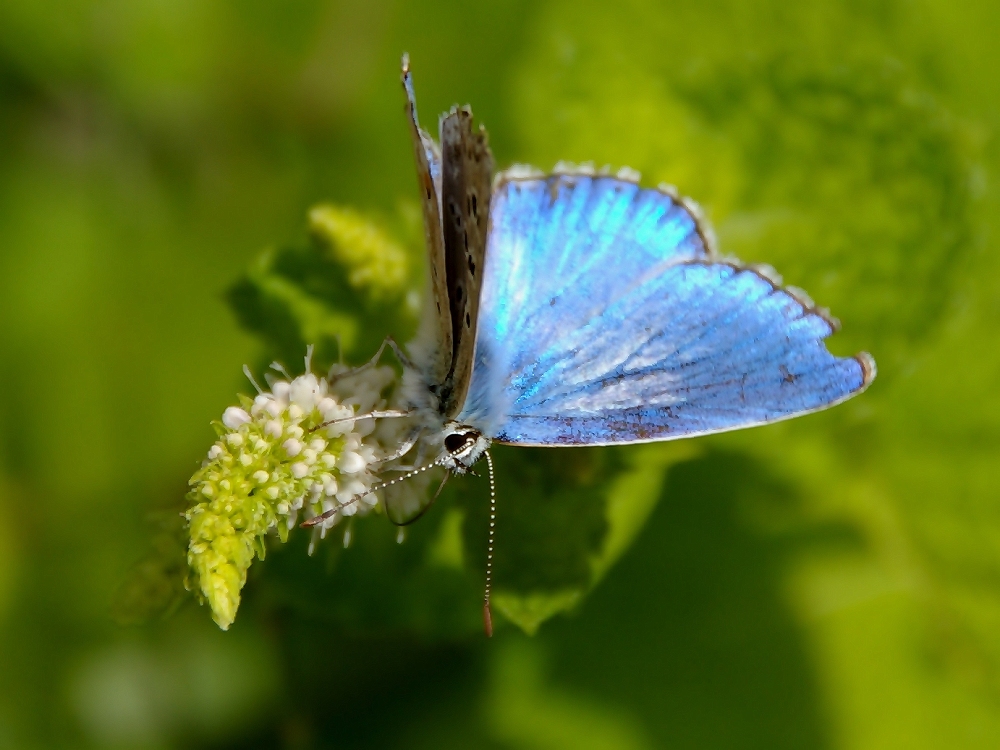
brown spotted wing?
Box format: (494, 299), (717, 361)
(401, 56), (494, 418)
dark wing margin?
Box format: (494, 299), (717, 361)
(438, 105), (494, 417)
(402, 54), (452, 387)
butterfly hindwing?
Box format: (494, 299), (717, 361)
(438, 106), (494, 417)
(458, 171), (874, 443)
(402, 57), (452, 387)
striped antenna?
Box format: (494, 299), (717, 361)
(300, 434), (478, 529)
(482, 449), (496, 638)
(300, 456), (447, 528)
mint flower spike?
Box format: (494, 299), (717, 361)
(185, 349), (401, 630)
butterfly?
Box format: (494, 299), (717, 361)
(305, 56), (876, 635)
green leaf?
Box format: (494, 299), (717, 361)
(483, 443), (700, 634)
(225, 206), (420, 370)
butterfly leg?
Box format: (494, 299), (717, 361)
(387, 470), (451, 527)
(327, 336), (413, 383)
(310, 409), (412, 434)
(374, 427), (422, 465)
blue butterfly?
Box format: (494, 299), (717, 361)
(308, 57), (875, 633)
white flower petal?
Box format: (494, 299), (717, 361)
(251, 394), (273, 416)
(289, 374), (321, 410)
(338, 451), (367, 474)
(222, 406), (252, 430)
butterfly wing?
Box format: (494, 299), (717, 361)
(402, 56), (452, 387)
(457, 170), (874, 444)
(437, 106), (494, 417)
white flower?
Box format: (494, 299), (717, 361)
(338, 451), (367, 474)
(271, 381), (290, 402)
(187, 358), (400, 631)
(317, 397), (340, 417)
(222, 406), (252, 429)
(289, 373), (322, 411)
(251, 394), (273, 416)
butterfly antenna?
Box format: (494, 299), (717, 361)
(483, 449), (496, 638)
(300, 455), (449, 528)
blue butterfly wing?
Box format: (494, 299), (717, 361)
(457, 171), (875, 444)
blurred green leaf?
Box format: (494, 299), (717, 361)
(226, 205), (421, 370)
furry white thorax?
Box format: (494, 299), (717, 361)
(399, 358), (491, 474)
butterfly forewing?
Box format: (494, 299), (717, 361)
(402, 58), (452, 387)
(438, 107), (494, 418)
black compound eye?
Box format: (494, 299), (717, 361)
(444, 432), (465, 453)
(444, 433), (468, 454)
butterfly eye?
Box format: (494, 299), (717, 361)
(444, 432), (469, 454)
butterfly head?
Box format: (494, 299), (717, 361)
(440, 422), (490, 473)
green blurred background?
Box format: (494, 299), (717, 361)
(2, 0), (999, 747)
